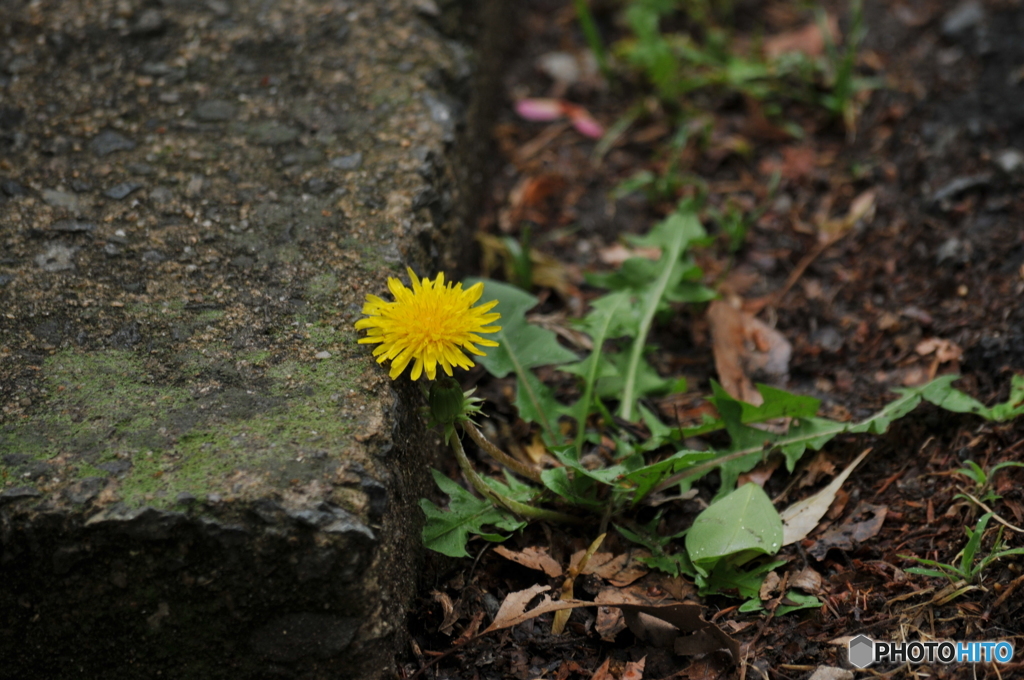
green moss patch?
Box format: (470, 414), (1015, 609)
(0, 348), (366, 509)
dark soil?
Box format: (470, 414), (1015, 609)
(402, 1), (1024, 678)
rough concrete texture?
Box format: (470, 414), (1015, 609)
(0, 0), (505, 677)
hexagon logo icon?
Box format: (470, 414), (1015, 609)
(849, 635), (875, 669)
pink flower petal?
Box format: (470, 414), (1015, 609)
(564, 104), (604, 139)
(514, 98), (565, 122)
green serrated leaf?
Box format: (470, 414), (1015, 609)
(581, 207), (713, 424)
(737, 598), (763, 613)
(620, 209), (708, 421)
(905, 566), (953, 580)
(563, 349), (680, 404)
(421, 469), (527, 558)
(599, 351), (681, 400)
(585, 258), (651, 292)
(514, 370), (573, 446)
(728, 382), (821, 422)
(624, 377), (1006, 505)
(551, 444), (632, 486)
(624, 449), (718, 503)
(700, 378), (956, 496)
(539, 467), (605, 512)
(486, 468), (541, 500)
(467, 278), (577, 443)
(467, 279), (578, 377)
(847, 379), (943, 434)
(920, 373), (1024, 422)
(686, 483), (783, 576)
(564, 291), (632, 454)
(709, 382), (829, 492)
(610, 170), (657, 200)
(638, 402), (676, 452)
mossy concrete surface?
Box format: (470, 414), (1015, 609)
(0, 0), (506, 677)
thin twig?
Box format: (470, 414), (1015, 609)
(992, 571), (1024, 609)
(745, 231), (847, 315)
(958, 492), (1024, 533)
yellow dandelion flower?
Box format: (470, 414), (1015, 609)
(355, 268), (501, 381)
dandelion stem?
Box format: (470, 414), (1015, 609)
(450, 429), (582, 525)
(462, 420), (542, 483)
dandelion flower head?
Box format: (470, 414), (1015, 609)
(355, 268), (501, 381)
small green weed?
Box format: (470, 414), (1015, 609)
(611, 122), (708, 204)
(616, 514), (693, 577)
(902, 513), (1024, 585)
(815, 1), (882, 136)
(612, 0), (879, 132)
(954, 459), (1024, 506)
(502, 226), (534, 292)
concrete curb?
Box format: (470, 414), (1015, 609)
(0, 0), (508, 677)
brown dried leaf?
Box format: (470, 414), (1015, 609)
(529, 250), (572, 297)
(640, 572), (699, 602)
(453, 610), (484, 645)
(916, 337), (963, 364)
(708, 299), (792, 405)
(475, 233), (571, 297)
(781, 448), (872, 546)
(431, 590), (459, 636)
(595, 588), (629, 641)
(899, 365), (929, 387)
(624, 611), (687, 651)
(717, 266), (761, 297)
(771, 145), (818, 182)
(510, 173), (567, 221)
(623, 657), (646, 680)
(591, 658), (614, 680)
(799, 452), (837, 488)
(846, 189), (877, 226)
(741, 97), (794, 142)
(827, 488), (850, 520)
(808, 502), (888, 560)
(512, 122), (571, 168)
(596, 572), (694, 612)
(579, 550), (650, 586)
(487, 583), (552, 632)
(655, 394), (720, 430)
(808, 666), (854, 680)
(598, 243), (663, 266)
(758, 571), (782, 601)
(493, 546), (563, 578)
(819, 189), (875, 242)
(622, 604), (740, 660)
(484, 587), (739, 662)
(523, 432), (549, 465)
(738, 456), (781, 488)
(894, 4), (934, 27)
(764, 15), (839, 59)
(790, 567), (824, 595)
